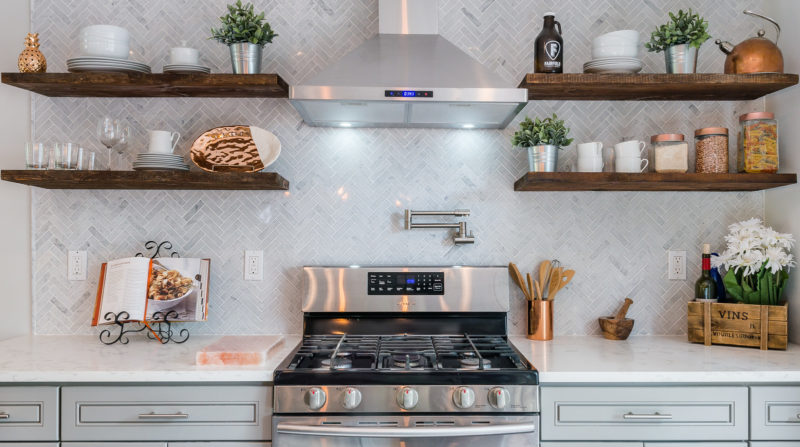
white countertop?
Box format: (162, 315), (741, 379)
(510, 335), (800, 383)
(0, 335), (300, 382)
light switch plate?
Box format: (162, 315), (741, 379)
(68, 250), (87, 281)
(244, 250), (264, 281)
(668, 250), (687, 280)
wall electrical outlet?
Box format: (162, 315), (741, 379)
(68, 250), (87, 281)
(668, 250), (687, 280)
(244, 250), (264, 281)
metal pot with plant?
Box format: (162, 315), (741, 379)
(211, 0), (278, 74)
(645, 9), (710, 73)
(512, 114), (574, 173)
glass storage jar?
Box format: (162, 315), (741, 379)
(652, 134), (688, 173)
(738, 112), (778, 173)
(695, 127), (729, 173)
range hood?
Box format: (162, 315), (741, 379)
(289, 0), (528, 129)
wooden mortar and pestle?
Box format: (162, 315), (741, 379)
(598, 298), (634, 340)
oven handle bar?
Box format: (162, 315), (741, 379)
(276, 422), (536, 438)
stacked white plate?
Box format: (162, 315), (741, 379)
(67, 56), (151, 74)
(163, 64), (211, 74)
(133, 153), (189, 171)
(583, 57), (643, 74)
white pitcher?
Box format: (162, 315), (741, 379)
(148, 130), (180, 154)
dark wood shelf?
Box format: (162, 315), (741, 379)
(518, 73), (799, 101)
(513, 172), (797, 192)
(0, 170), (290, 190)
(1, 72), (289, 98)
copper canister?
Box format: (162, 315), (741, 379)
(527, 300), (553, 341)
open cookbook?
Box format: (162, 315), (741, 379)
(92, 257), (210, 326)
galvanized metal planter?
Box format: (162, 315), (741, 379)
(665, 43), (698, 73)
(526, 144), (559, 172)
(229, 43), (263, 74)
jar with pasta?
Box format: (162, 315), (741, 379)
(738, 112), (778, 173)
(695, 127), (729, 173)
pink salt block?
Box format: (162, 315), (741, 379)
(196, 336), (284, 366)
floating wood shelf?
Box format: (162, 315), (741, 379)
(0, 170), (290, 190)
(1, 72), (289, 98)
(513, 172), (797, 192)
(518, 73), (799, 101)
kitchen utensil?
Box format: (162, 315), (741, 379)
(715, 10), (784, 74)
(534, 280), (542, 301)
(191, 125), (280, 173)
(163, 64), (211, 74)
(67, 56), (151, 74)
(25, 142), (47, 169)
(583, 57), (642, 74)
(592, 44), (639, 59)
(97, 117), (121, 171)
(547, 267), (562, 300)
(598, 297), (634, 340)
(80, 25), (130, 59)
(527, 273), (535, 301)
(527, 299), (553, 341)
(149, 130), (180, 154)
(538, 261), (551, 297)
(508, 263), (530, 301)
(615, 157), (649, 173)
(170, 45), (199, 65)
(549, 269), (574, 301)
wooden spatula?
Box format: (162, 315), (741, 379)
(527, 273), (535, 300)
(538, 261), (551, 294)
(547, 267), (563, 300)
(508, 263), (530, 300)
(550, 269), (575, 300)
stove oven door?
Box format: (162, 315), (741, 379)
(273, 415), (538, 447)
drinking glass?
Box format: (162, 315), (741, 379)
(49, 143), (62, 170)
(77, 148), (96, 170)
(115, 125), (131, 170)
(97, 117), (121, 170)
(59, 142), (80, 169)
(25, 142), (48, 169)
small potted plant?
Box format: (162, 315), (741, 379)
(512, 114), (573, 173)
(645, 9), (710, 73)
(211, 0), (278, 74)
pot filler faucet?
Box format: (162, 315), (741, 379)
(404, 209), (475, 244)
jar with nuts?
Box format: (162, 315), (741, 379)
(695, 127), (729, 173)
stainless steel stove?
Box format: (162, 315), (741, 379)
(272, 266), (539, 447)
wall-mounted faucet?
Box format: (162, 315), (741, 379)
(404, 209), (475, 244)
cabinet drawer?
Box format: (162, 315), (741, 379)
(643, 444), (747, 447)
(61, 385), (271, 441)
(0, 386), (59, 441)
(1, 444), (59, 447)
(63, 444), (166, 447)
(169, 443), (271, 447)
(541, 443), (643, 447)
(540, 386), (748, 441)
(751, 386), (800, 440)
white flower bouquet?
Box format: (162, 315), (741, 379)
(712, 218), (795, 305)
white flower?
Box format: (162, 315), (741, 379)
(761, 227), (779, 248)
(782, 253), (796, 271)
(765, 246), (786, 274)
(730, 217), (763, 236)
(736, 249), (765, 277)
(776, 232), (796, 250)
(711, 252), (728, 269)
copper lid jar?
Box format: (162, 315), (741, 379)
(738, 112), (778, 173)
(695, 127), (729, 173)
(651, 134), (688, 173)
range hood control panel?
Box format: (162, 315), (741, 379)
(368, 272), (444, 295)
(385, 90), (433, 98)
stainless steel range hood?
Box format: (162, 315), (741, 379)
(289, 0), (527, 129)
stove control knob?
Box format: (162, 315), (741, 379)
(342, 387), (362, 409)
(397, 387), (419, 410)
(488, 387), (510, 409)
(453, 386), (476, 409)
(305, 387), (327, 410)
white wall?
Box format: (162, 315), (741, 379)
(0, 0), (31, 340)
(766, 0), (800, 343)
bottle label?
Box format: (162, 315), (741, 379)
(544, 41), (562, 62)
(702, 257), (710, 270)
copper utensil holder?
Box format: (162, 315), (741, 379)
(527, 299), (553, 340)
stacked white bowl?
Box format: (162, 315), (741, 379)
(79, 25), (130, 59)
(585, 30), (642, 73)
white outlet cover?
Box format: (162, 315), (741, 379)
(68, 250), (87, 281)
(244, 250), (264, 281)
(668, 250), (687, 280)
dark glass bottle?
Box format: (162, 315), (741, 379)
(535, 13), (563, 73)
(695, 243), (717, 301)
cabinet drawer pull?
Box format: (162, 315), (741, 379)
(623, 412), (672, 420)
(137, 412), (189, 420)
(0, 412), (9, 419)
(796, 413), (800, 419)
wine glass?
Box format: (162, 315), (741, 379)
(115, 125), (131, 170)
(97, 117), (120, 170)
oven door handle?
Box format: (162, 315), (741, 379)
(276, 422), (537, 438)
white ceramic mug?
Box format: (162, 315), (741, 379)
(170, 47), (199, 65)
(148, 130), (180, 154)
(615, 156), (649, 173)
(577, 142), (603, 158)
(578, 156), (604, 172)
(614, 140), (647, 158)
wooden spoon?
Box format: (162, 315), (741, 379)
(547, 267), (563, 300)
(508, 263), (530, 300)
(538, 261), (551, 296)
(549, 269), (575, 301)
(534, 280), (543, 301)
(527, 273), (535, 301)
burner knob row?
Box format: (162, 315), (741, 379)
(397, 386), (419, 410)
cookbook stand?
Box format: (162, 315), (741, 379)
(98, 240), (190, 345)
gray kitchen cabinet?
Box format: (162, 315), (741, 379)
(750, 386), (800, 440)
(541, 443), (644, 447)
(0, 444), (58, 447)
(0, 386), (59, 441)
(63, 444), (166, 447)
(644, 443), (748, 447)
(749, 444), (800, 447)
(61, 385), (271, 442)
(169, 443), (270, 447)
(540, 386), (748, 441)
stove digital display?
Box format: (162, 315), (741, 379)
(368, 272), (444, 295)
(384, 90), (433, 98)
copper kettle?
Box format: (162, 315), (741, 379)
(715, 10), (784, 74)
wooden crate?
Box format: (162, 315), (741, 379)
(687, 301), (788, 350)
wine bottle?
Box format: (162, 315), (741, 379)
(695, 243), (717, 301)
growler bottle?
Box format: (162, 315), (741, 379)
(535, 13), (563, 73)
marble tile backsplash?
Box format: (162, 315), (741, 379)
(31, 0), (766, 336)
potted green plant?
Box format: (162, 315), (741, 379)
(512, 114), (573, 173)
(645, 9), (710, 73)
(211, 0), (278, 74)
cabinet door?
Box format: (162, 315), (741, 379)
(541, 443), (643, 447)
(0, 444), (59, 447)
(540, 386), (748, 441)
(0, 386), (59, 441)
(749, 443), (800, 446)
(644, 443), (747, 447)
(751, 386), (800, 440)
(169, 443), (271, 447)
(63, 444), (166, 447)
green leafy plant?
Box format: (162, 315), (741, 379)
(645, 9), (710, 53)
(512, 114), (574, 149)
(210, 0), (278, 46)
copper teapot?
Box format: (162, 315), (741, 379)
(715, 10), (784, 74)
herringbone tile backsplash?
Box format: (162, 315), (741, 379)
(31, 0), (767, 336)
